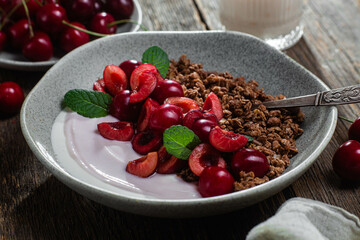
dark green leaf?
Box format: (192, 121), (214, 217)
(142, 46), (170, 78)
(64, 89), (112, 118)
(244, 135), (254, 142)
(163, 125), (201, 160)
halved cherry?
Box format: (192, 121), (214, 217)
(93, 78), (106, 93)
(131, 130), (162, 155)
(103, 64), (128, 96)
(202, 92), (223, 121)
(188, 143), (226, 176)
(164, 97), (200, 114)
(126, 152), (158, 178)
(97, 121), (134, 141)
(209, 126), (248, 152)
(109, 90), (142, 122)
(130, 63), (163, 90)
(129, 71), (157, 103)
(137, 98), (159, 132)
(157, 146), (186, 174)
(183, 110), (218, 129)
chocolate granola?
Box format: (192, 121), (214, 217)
(167, 55), (304, 191)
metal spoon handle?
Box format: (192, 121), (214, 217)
(261, 84), (360, 109)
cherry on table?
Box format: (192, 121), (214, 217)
(90, 12), (116, 34)
(7, 19), (34, 50)
(22, 32), (53, 61)
(36, 3), (67, 35)
(13, 0), (41, 19)
(60, 22), (90, 53)
(231, 148), (269, 177)
(67, 0), (95, 22)
(0, 81), (24, 115)
(348, 117), (360, 142)
(119, 60), (141, 80)
(332, 140), (360, 181)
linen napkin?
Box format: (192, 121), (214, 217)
(246, 197), (360, 240)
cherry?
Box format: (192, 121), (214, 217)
(0, 0), (11, 8)
(129, 71), (157, 103)
(0, 81), (24, 115)
(183, 110), (218, 130)
(93, 0), (105, 13)
(22, 32), (53, 61)
(60, 22), (90, 53)
(231, 148), (269, 177)
(198, 166), (234, 197)
(137, 97), (159, 132)
(109, 90), (142, 122)
(188, 143), (226, 176)
(348, 117), (360, 142)
(164, 97), (200, 114)
(203, 92), (223, 121)
(36, 3), (67, 35)
(130, 64), (164, 87)
(67, 0), (95, 22)
(13, 0), (41, 19)
(119, 60), (141, 80)
(131, 131), (162, 155)
(97, 121), (134, 141)
(149, 104), (183, 132)
(126, 152), (158, 178)
(209, 126), (248, 152)
(7, 19), (34, 50)
(332, 140), (360, 181)
(0, 32), (7, 51)
(93, 78), (106, 92)
(151, 80), (184, 104)
(157, 146), (186, 174)
(105, 0), (134, 20)
(103, 64), (128, 96)
(191, 119), (218, 143)
(90, 12), (116, 34)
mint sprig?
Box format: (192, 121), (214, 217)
(142, 46), (170, 78)
(163, 125), (201, 160)
(64, 89), (112, 118)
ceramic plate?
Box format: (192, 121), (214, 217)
(0, 0), (142, 72)
(20, 31), (337, 217)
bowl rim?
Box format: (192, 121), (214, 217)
(0, 0), (143, 72)
(20, 30), (337, 215)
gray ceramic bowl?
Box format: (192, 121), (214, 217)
(20, 31), (337, 218)
(0, 0), (142, 72)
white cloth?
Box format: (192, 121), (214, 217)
(246, 198), (360, 240)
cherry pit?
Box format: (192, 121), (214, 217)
(0, 0), (135, 61)
(89, 60), (271, 198)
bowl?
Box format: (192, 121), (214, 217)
(0, 0), (142, 72)
(20, 31), (337, 217)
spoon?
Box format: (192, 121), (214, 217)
(257, 84), (360, 109)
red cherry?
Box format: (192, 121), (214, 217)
(93, 78), (106, 93)
(129, 71), (157, 103)
(90, 12), (116, 34)
(157, 146), (186, 174)
(93, 0), (105, 13)
(163, 97), (200, 114)
(131, 131), (162, 155)
(67, 0), (95, 22)
(191, 119), (218, 143)
(7, 19), (34, 50)
(36, 3), (67, 35)
(0, 81), (24, 115)
(231, 148), (269, 177)
(151, 80), (184, 104)
(348, 117), (360, 142)
(198, 166), (234, 197)
(332, 140), (360, 181)
(126, 152), (158, 178)
(130, 64), (164, 87)
(188, 143), (226, 176)
(60, 22), (90, 52)
(149, 104), (183, 132)
(183, 110), (218, 130)
(137, 97), (159, 132)
(103, 64), (128, 96)
(119, 60), (141, 80)
(0, 32), (7, 51)
(209, 126), (248, 152)
(0, 0), (11, 8)
(97, 121), (134, 141)
(22, 32), (53, 61)
(109, 90), (142, 122)
(13, 0), (41, 19)
(105, 0), (134, 20)
(202, 92), (223, 121)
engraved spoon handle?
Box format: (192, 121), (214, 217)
(260, 84), (360, 109)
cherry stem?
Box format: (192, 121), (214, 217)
(34, 0), (43, 6)
(0, 2), (23, 31)
(339, 116), (354, 123)
(108, 19), (149, 31)
(62, 20), (110, 37)
(21, 0), (34, 38)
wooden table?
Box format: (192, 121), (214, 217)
(1, 0), (360, 239)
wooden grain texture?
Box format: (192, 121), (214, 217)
(1, 0), (360, 239)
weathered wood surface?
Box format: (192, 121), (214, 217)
(1, 0), (360, 239)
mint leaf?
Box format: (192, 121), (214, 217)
(244, 135), (254, 142)
(163, 125), (201, 160)
(64, 89), (112, 118)
(142, 46), (170, 78)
